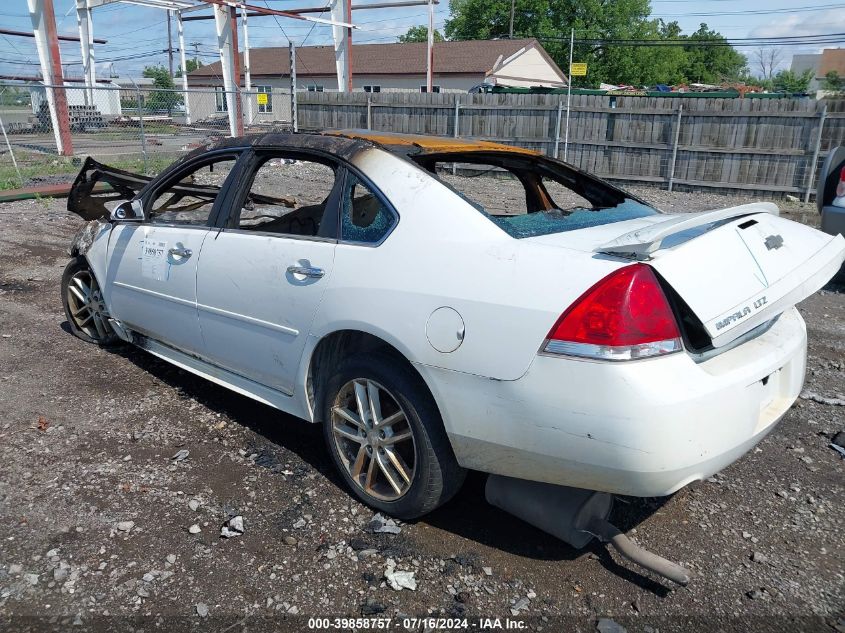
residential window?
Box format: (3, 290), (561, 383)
(256, 85), (272, 113)
(214, 86), (228, 112)
(363, 85), (381, 93)
(420, 85), (441, 93)
(307, 85), (324, 92)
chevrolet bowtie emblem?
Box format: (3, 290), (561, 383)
(764, 234), (784, 250)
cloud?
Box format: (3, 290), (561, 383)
(749, 9), (845, 42)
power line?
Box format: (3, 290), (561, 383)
(652, 2), (845, 17)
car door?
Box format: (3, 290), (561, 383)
(194, 150), (343, 395)
(105, 151), (243, 355)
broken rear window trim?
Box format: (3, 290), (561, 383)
(409, 150), (659, 239)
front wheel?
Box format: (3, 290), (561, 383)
(61, 256), (118, 346)
(321, 352), (465, 520)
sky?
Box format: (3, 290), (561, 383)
(0, 0), (844, 81)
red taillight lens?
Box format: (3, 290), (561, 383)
(544, 264), (682, 361)
(837, 166), (845, 197)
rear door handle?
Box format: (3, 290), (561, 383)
(287, 265), (325, 279)
(169, 246), (193, 259)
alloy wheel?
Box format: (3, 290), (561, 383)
(330, 378), (417, 501)
(66, 269), (112, 342)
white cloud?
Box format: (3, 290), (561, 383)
(750, 9), (845, 42)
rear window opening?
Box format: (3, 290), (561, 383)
(411, 152), (658, 238)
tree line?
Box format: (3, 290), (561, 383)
(400, 0), (829, 92)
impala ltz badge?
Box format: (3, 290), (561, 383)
(765, 234), (784, 250)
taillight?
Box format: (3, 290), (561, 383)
(837, 166), (845, 197)
(543, 264), (682, 361)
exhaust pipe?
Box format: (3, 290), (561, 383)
(485, 475), (691, 586)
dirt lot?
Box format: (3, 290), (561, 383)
(0, 182), (843, 633)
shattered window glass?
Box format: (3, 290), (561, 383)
(340, 173), (394, 244)
(422, 156), (658, 239)
(489, 200), (657, 238)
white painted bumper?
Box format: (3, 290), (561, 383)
(420, 307), (807, 497)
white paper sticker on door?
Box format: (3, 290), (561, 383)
(141, 239), (168, 281)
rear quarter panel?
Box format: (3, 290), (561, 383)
(307, 147), (625, 382)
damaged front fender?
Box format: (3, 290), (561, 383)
(68, 219), (109, 257)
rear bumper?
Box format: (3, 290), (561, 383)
(420, 307), (807, 497)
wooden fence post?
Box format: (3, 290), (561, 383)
(804, 105), (827, 203)
(553, 98), (563, 159)
(366, 96), (372, 130)
(667, 105), (683, 192)
(453, 95), (461, 138)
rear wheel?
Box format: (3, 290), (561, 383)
(321, 352), (465, 519)
(61, 256), (118, 346)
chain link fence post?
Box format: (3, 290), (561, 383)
(804, 105), (827, 203)
(131, 80), (149, 175)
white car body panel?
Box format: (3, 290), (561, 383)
(71, 135), (845, 499)
(196, 230), (336, 395)
(107, 223), (209, 355)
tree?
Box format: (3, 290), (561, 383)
(399, 25), (444, 43)
(142, 64), (182, 111)
(771, 69), (814, 93)
(753, 47), (783, 81)
(681, 24), (747, 84)
(175, 58), (203, 77)
(444, 1), (747, 87)
(822, 70), (843, 93)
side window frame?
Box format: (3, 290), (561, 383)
(140, 148), (247, 229)
(218, 148), (344, 242)
(336, 164), (399, 247)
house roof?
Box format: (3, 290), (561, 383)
(189, 38), (557, 79)
(818, 48), (845, 78)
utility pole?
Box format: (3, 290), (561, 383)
(191, 41), (201, 66)
(426, 0), (434, 92)
(563, 27), (573, 162)
(509, 0), (515, 38)
(167, 10), (174, 78)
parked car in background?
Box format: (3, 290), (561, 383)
(63, 131), (845, 520)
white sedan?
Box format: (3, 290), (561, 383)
(64, 130), (845, 520)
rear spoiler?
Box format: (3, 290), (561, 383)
(595, 203), (779, 259)
(67, 157), (152, 221)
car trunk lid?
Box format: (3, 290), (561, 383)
(527, 203), (845, 349)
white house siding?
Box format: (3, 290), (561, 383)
(185, 85), (292, 126)
(487, 47), (567, 88)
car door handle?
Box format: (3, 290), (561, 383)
(169, 246), (192, 259)
(287, 265), (325, 279)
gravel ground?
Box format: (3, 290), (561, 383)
(0, 181), (843, 633)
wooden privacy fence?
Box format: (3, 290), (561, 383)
(297, 92), (845, 200)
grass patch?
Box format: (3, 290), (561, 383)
(0, 152), (179, 190)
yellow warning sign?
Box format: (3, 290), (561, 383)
(570, 62), (587, 76)
(257, 93), (268, 105)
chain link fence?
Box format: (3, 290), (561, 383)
(0, 82), (292, 190)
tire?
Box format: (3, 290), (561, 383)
(61, 256), (119, 346)
(321, 352), (466, 519)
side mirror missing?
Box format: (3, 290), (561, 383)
(111, 199), (144, 222)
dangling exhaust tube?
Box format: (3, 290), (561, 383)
(485, 475), (691, 586)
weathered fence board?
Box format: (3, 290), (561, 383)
(297, 91), (845, 197)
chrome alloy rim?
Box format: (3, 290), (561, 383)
(66, 270), (112, 341)
(330, 378), (416, 501)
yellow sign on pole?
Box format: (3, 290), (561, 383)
(257, 93), (268, 105)
(570, 62), (587, 76)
